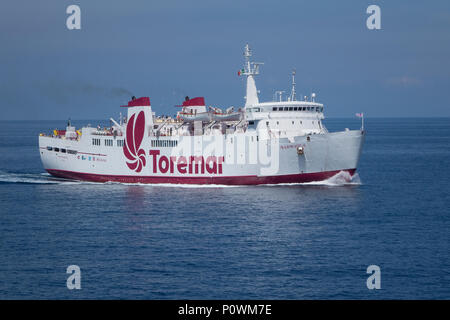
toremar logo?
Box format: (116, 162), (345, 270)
(123, 111), (147, 172)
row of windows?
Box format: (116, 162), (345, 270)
(151, 140), (178, 148)
(272, 106), (323, 112)
(249, 106), (323, 113)
(92, 138), (124, 147)
(46, 146), (77, 154)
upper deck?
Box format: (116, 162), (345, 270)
(40, 44), (330, 142)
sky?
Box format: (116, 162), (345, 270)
(0, 0), (449, 120)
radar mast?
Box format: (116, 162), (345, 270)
(242, 44), (263, 108)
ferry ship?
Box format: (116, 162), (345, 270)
(38, 45), (365, 185)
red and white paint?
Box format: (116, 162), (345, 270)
(38, 45), (365, 185)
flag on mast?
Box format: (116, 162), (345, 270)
(356, 113), (364, 130)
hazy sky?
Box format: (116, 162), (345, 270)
(1, 0), (449, 119)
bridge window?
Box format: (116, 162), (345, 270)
(272, 107), (278, 111)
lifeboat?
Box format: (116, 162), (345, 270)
(178, 111), (211, 122)
(210, 106), (242, 122)
(177, 97), (242, 122)
(178, 96), (211, 122)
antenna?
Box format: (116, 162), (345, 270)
(244, 44), (251, 73)
(275, 90), (285, 102)
(242, 43), (264, 76)
(290, 69), (297, 101)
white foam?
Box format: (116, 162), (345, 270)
(0, 173), (59, 184)
(0, 171), (83, 185)
(301, 171), (361, 186)
(260, 171), (362, 187)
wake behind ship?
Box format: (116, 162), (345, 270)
(38, 45), (365, 185)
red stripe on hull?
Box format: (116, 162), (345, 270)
(46, 169), (357, 185)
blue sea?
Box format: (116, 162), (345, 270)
(0, 118), (449, 299)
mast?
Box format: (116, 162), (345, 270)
(242, 44), (263, 108)
(275, 90), (285, 102)
(290, 69), (297, 101)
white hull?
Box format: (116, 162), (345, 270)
(39, 130), (364, 185)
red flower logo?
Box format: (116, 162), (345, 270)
(123, 111), (146, 172)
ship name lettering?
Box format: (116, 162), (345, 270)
(149, 150), (224, 175)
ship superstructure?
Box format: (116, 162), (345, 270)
(38, 44), (364, 185)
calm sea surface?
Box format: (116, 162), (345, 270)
(0, 118), (449, 299)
